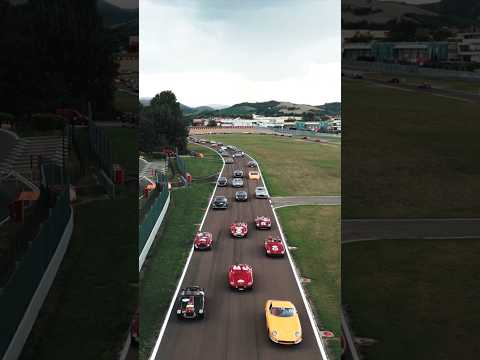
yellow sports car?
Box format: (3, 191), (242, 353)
(248, 171), (260, 180)
(264, 300), (302, 345)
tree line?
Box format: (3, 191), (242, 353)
(0, 0), (116, 123)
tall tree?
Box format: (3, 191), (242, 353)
(143, 91), (188, 153)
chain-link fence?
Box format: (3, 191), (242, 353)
(88, 119), (113, 179)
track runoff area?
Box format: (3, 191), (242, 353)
(149, 143), (329, 360)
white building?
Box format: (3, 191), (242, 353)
(451, 33), (480, 63)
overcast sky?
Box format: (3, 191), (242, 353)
(140, 0), (340, 107)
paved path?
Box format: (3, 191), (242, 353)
(342, 218), (480, 243)
(271, 196), (341, 208)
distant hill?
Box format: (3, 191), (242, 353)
(142, 97), (341, 119)
(184, 100), (341, 119)
(98, 0), (138, 27)
(180, 104), (215, 116)
(342, 0), (437, 26)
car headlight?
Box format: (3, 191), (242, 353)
(295, 331), (301, 338)
(177, 310), (181, 314)
(271, 330), (278, 338)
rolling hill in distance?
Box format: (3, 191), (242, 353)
(141, 98), (341, 118)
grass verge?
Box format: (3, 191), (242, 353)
(139, 147), (222, 359)
(104, 127), (138, 176)
(20, 196), (138, 360)
(276, 205), (341, 359)
(342, 238), (480, 360)
(205, 134), (340, 196)
(342, 79), (480, 218)
(114, 89), (138, 113)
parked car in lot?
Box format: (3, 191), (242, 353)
(233, 170), (244, 178)
(248, 171), (260, 180)
(264, 236), (285, 256)
(217, 176), (228, 187)
(265, 300), (302, 344)
(228, 264), (253, 291)
(235, 190), (248, 201)
(176, 286), (206, 319)
(232, 178), (244, 187)
(255, 186), (268, 198)
(193, 231), (213, 250)
(212, 196), (228, 209)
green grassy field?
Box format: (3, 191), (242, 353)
(184, 144), (223, 179)
(21, 197), (138, 360)
(140, 145), (222, 359)
(206, 134), (340, 196)
(104, 127), (138, 176)
(343, 238), (480, 360)
(277, 205), (341, 359)
(342, 79), (480, 218)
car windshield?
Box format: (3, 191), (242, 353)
(215, 197), (226, 202)
(271, 307), (295, 317)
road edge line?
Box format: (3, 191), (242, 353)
(148, 143), (225, 360)
(246, 152), (330, 360)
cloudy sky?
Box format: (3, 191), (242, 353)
(140, 0), (340, 107)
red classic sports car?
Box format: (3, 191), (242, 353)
(228, 264), (254, 291)
(230, 222), (248, 238)
(264, 236), (285, 256)
(194, 232), (213, 250)
(255, 216), (272, 230)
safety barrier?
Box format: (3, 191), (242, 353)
(343, 60), (480, 80)
(0, 187), (72, 359)
(138, 174), (170, 270)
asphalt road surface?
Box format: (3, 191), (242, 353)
(342, 218), (480, 242)
(153, 147), (325, 360)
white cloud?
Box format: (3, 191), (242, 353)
(140, 0), (341, 106)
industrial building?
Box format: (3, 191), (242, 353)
(343, 41), (449, 64)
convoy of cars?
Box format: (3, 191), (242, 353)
(181, 140), (301, 345)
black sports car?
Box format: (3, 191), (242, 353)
(247, 161), (257, 168)
(217, 176), (228, 187)
(212, 196), (228, 209)
(176, 286), (206, 319)
(233, 170), (244, 178)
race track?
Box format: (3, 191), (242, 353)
(151, 145), (327, 360)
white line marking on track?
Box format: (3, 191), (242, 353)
(148, 143), (225, 360)
(247, 152), (330, 360)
